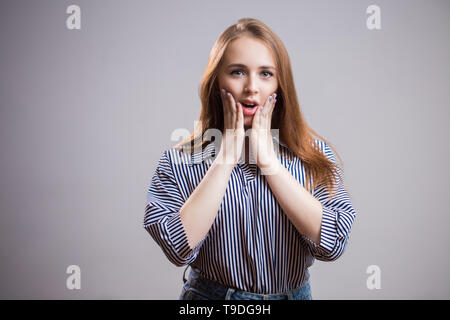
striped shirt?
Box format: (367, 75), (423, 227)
(143, 137), (357, 294)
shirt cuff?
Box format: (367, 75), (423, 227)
(166, 211), (205, 262)
(303, 206), (337, 255)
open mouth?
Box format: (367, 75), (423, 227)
(240, 103), (259, 116)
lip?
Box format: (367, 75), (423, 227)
(242, 105), (258, 116)
(240, 98), (259, 107)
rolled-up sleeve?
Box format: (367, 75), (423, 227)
(303, 142), (357, 262)
(143, 150), (203, 267)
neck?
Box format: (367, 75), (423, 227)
(244, 136), (250, 164)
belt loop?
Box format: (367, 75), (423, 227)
(225, 288), (235, 300)
(182, 265), (190, 284)
(287, 291), (293, 300)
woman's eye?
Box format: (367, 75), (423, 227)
(230, 69), (273, 78)
(230, 69), (244, 76)
(261, 71), (273, 77)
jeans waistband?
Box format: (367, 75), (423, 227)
(183, 266), (310, 300)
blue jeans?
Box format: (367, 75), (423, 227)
(179, 266), (312, 300)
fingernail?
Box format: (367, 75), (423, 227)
(274, 93), (277, 98)
(221, 89), (225, 95)
(227, 92), (231, 97)
(269, 96), (272, 102)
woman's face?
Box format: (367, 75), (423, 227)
(217, 36), (279, 130)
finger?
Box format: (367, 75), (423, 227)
(220, 89), (228, 115)
(259, 94), (273, 128)
(268, 93), (277, 125)
(252, 105), (262, 129)
(236, 102), (244, 130)
(226, 91), (237, 127)
(225, 91), (237, 113)
(261, 93), (276, 128)
(261, 94), (271, 115)
(266, 93), (277, 114)
(220, 88), (229, 110)
(221, 89), (236, 129)
(221, 89), (231, 129)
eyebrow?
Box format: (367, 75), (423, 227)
(227, 63), (276, 70)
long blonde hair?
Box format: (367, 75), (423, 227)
(174, 17), (347, 199)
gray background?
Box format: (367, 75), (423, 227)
(0, 0), (449, 299)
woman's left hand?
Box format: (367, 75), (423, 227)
(250, 93), (279, 175)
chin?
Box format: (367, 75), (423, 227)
(244, 115), (253, 123)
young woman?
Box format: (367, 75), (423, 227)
(144, 18), (357, 300)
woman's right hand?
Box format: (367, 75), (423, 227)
(217, 89), (245, 166)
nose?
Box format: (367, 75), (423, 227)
(244, 73), (259, 94)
